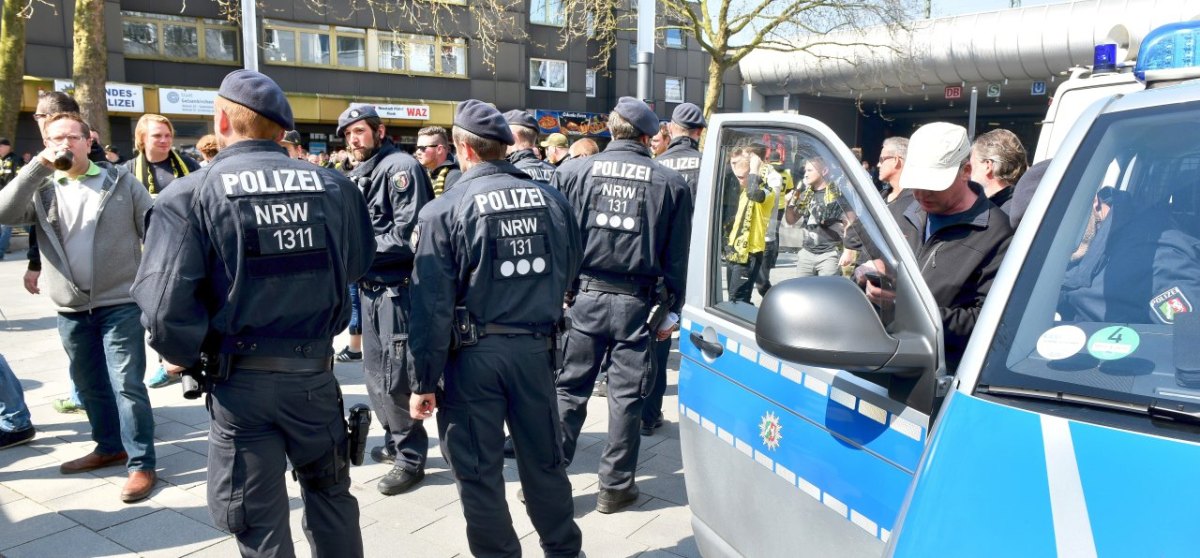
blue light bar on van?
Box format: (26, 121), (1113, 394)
(1093, 44), (1117, 73)
(1134, 21), (1200, 83)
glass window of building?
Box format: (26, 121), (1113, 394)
(299, 31), (331, 65)
(121, 11), (240, 64)
(530, 58), (568, 91)
(336, 29), (366, 68)
(379, 38), (406, 71)
(629, 42), (638, 67)
(378, 33), (467, 77)
(666, 77), (684, 103)
(665, 28), (685, 48)
(264, 28), (296, 63)
(531, 0), (565, 26)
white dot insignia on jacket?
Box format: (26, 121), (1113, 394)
(392, 172), (410, 192)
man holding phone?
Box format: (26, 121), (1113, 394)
(863, 122), (1012, 371)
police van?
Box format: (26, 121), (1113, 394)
(678, 21), (1200, 557)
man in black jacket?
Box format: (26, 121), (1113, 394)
(338, 104), (435, 495)
(867, 122), (1013, 371)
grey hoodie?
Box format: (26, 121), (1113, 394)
(0, 160), (153, 313)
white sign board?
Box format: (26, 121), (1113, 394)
(54, 80), (145, 113)
(158, 88), (218, 116)
(349, 102), (430, 120)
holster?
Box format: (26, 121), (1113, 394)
(451, 306), (479, 350)
(346, 404), (372, 466)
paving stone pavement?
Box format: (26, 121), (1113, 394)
(0, 234), (696, 557)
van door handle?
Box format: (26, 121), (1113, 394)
(690, 332), (724, 358)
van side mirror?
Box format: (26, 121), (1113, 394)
(756, 277), (933, 375)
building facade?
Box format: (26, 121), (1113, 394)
(9, 0), (741, 156)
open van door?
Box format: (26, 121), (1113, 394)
(679, 114), (946, 557)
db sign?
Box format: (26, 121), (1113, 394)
(944, 86), (962, 100)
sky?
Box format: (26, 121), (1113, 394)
(932, 0), (1067, 18)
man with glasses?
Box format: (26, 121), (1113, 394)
(970, 128), (1028, 215)
(0, 112), (158, 503)
(415, 126), (461, 196)
(843, 136), (909, 269)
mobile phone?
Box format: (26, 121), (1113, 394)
(863, 271), (892, 290)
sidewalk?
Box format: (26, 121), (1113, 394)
(0, 234), (696, 558)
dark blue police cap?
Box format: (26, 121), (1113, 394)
(614, 96), (660, 138)
(336, 105), (379, 138)
(217, 69), (294, 130)
(455, 100), (514, 146)
(503, 109), (539, 131)
(671, 102), (706, 129)
(281, 130), (301, 145)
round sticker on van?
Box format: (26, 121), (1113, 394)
(1087, 326), (1141, 360)
(1036, 325), (1086, 360)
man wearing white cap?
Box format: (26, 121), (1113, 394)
(867, 122), (1013, 370)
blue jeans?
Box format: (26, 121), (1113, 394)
(58, 303), (155, 470)
(348, 283), (362, 335)
(0, 353), (32, 432)
(0, 225), (11, 258)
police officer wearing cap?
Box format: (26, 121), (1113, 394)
(655, 102), (706, 196)
(503, 110), (556, 185)
(640, 103), (704, 436)
(132, 70), (374, 558)
(550, 96), (693, 513)
(408, 100), (584, 557)
(335, 104), (435, 495)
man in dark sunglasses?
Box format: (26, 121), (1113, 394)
(414, 126), (460, 196)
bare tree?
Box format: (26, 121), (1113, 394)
(73, 0), (108, 144)
(0, 0), (30, 141)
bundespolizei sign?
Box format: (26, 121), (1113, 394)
(54, 80), (145, 113)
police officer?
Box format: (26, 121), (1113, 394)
(131, 70), (374, 558)
(640, 103), (704, 436)
(550, 97), (693, 513)
(408, 100), (584, 557)
(336, 104), (435, 495)
(503, 110), (556, 185)
(655, 102), (705, 195)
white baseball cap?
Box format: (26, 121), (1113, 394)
(898, 122), (971, 192)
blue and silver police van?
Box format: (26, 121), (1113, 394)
(678, 21), (1200, 557)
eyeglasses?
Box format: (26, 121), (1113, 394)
(415, 144), (442, 152)
(879, 155), (902, 164)
(47, 134), (85, 144)
(33, 113), (49, 121)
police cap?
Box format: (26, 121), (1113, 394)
(217, 69), (294, 130)
(281, 130), (301, 145)
(671, 102), (706, 129)
(455, 100), (514, 145)
(614, 96), (660, 138)
(503, 109), (539, 131)
(336, 105), (379, 138)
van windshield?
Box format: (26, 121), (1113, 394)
(980, 100), (1200, 426)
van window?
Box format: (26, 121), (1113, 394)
(980, 100), (1200, 438)
(707, 126), (899, 328)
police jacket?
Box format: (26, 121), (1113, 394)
(346, 138), (433, 285)
(430, 155), (461, 196)
(131, 140), (376, 367)
(889, 182), (1012, 370)
(655, 136), (702, 197)
(409, 160), (582, 393)
(1059, 203), (1200, 325)
(507, 148), (556, 185)
(550, 139), (693, 314)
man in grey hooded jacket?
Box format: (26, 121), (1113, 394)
(0, 112), (157, 503)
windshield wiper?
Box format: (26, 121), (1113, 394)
(979, 385), (1200, 427)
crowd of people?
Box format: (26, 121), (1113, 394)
(0, 66), (1039, 557)
(0, 70), (701, 558)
